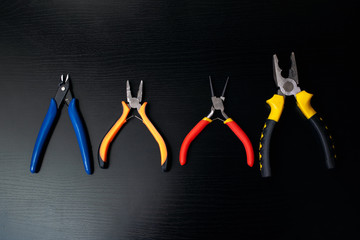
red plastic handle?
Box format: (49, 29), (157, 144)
(224, 119), (254, 167)
(179, 118), (211, 165)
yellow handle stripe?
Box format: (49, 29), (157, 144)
(99, 101), (130, 162)
(138, 102), (168, 166)
(202, 117), (212, 123)
(223, 118), (233, 124)
(296, 90), (317, 119)
(266, 94), (285, 122)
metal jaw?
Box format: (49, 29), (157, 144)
(126, 80), (143, 110)
(206, 76), (229, 120)
(54, 74), (73, 108)
(273, 52), (301, 96)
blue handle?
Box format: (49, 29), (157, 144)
(68, 98), (92, 175)
(30, 98), (58, 173)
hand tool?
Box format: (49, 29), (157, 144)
(30, 74), (92, 174)
(179, 77), (254, 167)
(98, 80), (168, 171)
(259, 52), (336, 177)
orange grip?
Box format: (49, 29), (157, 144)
(98, 101), (130, 167)
(138, 102), (168, 168)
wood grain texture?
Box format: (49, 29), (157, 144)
(0, 0), (358, 239)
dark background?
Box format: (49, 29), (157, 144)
(0, 0), (358, 239)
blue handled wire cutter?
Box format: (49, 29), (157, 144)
(30, 74), (92, 174)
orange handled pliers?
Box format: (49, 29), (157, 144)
(179, 77), (254, 167)
(98, 80), (168, 171)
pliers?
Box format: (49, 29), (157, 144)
(30, 74), (92, 174)
(98, 80), (168, 171)
(179, 77), (254, 167)
(259, 52), (336, 177)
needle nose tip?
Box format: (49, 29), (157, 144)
(60, 74), (70, 82)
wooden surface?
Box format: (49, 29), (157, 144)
(0, 0), (358, 239)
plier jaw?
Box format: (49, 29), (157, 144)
(54, 74), (73, 108)
(126, 80), (143, 110)
(273, 52), (301, 97)
(206, 76), (229, 120)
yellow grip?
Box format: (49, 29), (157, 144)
(266, 94), (285, 122)
(202, 117), (212, 123)
(138, 102), (168, 166)
(223, 118), (233, 124)
(99, 101), (130, 162)
(296, 90), (317, 119)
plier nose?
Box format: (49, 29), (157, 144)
(207, 76), (229, 120)
(126, 80), (143, 109)
(273, 52), (301, 96)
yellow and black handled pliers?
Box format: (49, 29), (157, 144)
(259, 52), (336, 177)
(98, 80), (168, 171)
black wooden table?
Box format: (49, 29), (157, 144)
(0, 0), (357, 239)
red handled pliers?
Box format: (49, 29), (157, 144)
(179, 77), (254, 167)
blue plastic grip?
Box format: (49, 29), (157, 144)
(68, 98), (92, 175)
(30, 98), (58, 173)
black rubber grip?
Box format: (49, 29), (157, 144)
(308, 113), (336, 169)
(98, 153), (108, 169)
(161, 159), (168, 172)
(259, 119), (277, 177)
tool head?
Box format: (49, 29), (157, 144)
(207, 76), (229, 120)
(273, 52), (301, 96)
(54, 74), (73, 108)
(126, 80), (143, 109)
